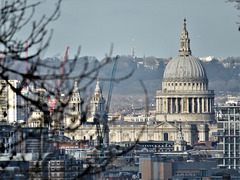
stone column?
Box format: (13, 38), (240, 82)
(181, 98), (184, 112)
(202, 98), (204, 113)
(210, 98), (213, 113)
(170, 98), (173, 113)
(173, 98), (176, 113)
(159, 98), (162, 113)
(166, 98), (168, 113)
(176, 98), (178, 113)
(187, 97), (189, 113)
(197, 98), (200, 113)
(192, 98), (195, 113)
(206, 98), (209, 113)
(208, 98), (211, 113)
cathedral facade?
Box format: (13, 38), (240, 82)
(64, 19), (216, 146)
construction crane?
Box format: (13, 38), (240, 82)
(48, 46), (69, 112)
(56, 46), (70, 100)
(95, 55), (119, 156)
(0, 49), (5, 65)
(25, 41), (28, 87)
(24, 41), (29, 122)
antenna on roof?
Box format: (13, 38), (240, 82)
(131, 39), (136, 59)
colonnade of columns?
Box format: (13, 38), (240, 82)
(156, 97), (214, 114)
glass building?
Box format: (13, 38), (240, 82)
(216, 105), (240, 169)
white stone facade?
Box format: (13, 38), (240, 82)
(0, 80), (21, 123)
(64, 20), (216, 146)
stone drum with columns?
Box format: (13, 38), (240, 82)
(156, 19), (215, 144)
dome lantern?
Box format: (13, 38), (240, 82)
(179, 18), (191, 56)
(162, 19), (208, 84)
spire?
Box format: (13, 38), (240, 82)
(179, 18), (191, 56)
(72, 79), (82, 102)
(73, 79), (79, 94)
(132, 39), (136, 59)
(176, 123), (184, 142)
(94, 78), (102, 96)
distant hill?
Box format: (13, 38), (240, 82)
(5, 55), (240, 98)
(97, 55), (240, 97)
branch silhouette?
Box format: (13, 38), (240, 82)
(0, 1), (148, 179)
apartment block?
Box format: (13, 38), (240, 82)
(216, 105), (240, 169)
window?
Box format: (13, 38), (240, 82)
(164, 133), (168, 141)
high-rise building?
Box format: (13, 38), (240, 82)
(0, 80), (21, 123)
(216, 105), (240, 169)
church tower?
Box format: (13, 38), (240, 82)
(65, 79), (83, 128)
(88, 79), (106, 122)
(174, 123), (187, 151)
(69, 79), (83, 114)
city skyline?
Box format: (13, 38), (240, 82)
(0, 1), (240, 177)
(15, 0), (240, 60)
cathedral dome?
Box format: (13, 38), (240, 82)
(163, 55), (208, 82)
(162, 19), (208, 83)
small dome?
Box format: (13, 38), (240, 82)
(163, 55), (208, 82)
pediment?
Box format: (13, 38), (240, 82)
(155, 121), (178, 129)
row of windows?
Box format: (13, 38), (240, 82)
(51, 167), (61, 171)
(219, 108), (240, 115)
(50, 161), (61, 165)
(51, 172), (61, 177)
(166, 82), (206, 87)
(71, 98), (81, 101)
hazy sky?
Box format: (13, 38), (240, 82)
(35, 0), (239, 59)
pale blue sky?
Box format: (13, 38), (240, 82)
(35, 0), (240, 59)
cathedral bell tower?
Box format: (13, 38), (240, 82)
(65, 79), (83, 128)
(88, 79), (106, 122)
